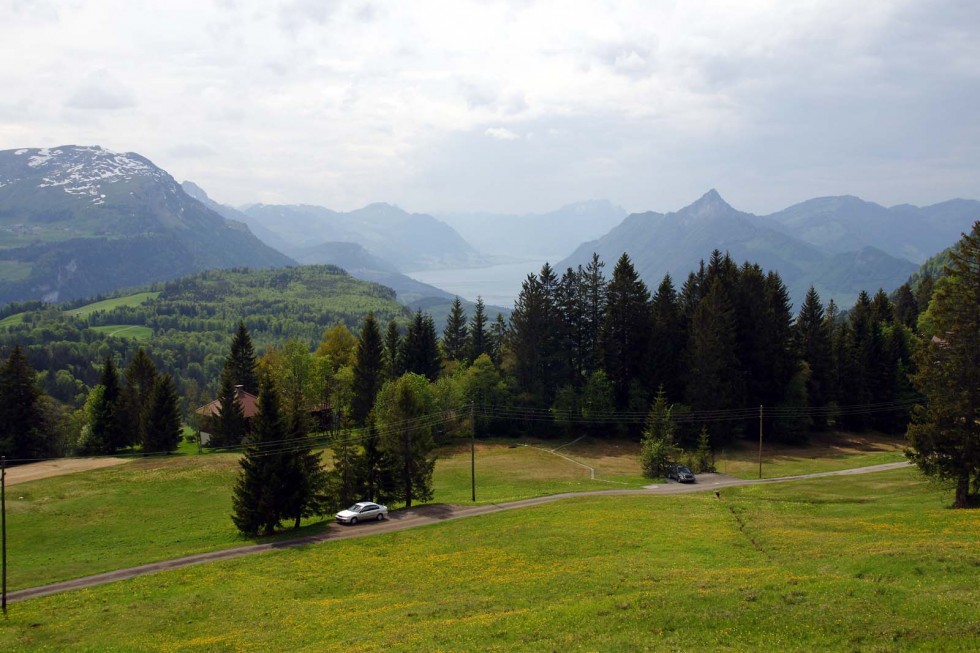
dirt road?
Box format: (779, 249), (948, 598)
(6, 461), (910, 603)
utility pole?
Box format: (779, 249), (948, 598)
(470, 402), (476, 503)
(2, 455), (7, 614)
(758, 405), (764, 480)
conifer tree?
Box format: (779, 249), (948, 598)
(893, 283), (919, 329)
(467, 296), (489, 363)
(213, 370), (246, 447)
(224, 321), (259, 394)
(580, 253), (607, 377)
(352, 312), (385, 426)
(232, 376), (290, 535)
(383, 320), (403, 380)
(796, 287), (833, 427)
(648, 274), (685, 401)
(143, 374), (182, 454)
(401, 310), (441, 381)
(0, 345), (49, 460)
(442, 297), (469, 362)
(122, 348), (157, 448)
(600, 253), (651, 409)
(86, 357), (127, 453)
(907, 221), (980, 508)
(694, 426), (715, 473)
(508, 274), (550, 403)
(488, 313), (508, 366)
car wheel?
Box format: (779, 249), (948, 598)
(377, 513), (384, 521)
(350, 517), (358, 525)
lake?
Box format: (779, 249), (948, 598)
(407, 259), (550, 308)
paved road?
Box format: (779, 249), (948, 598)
(7, 461), (911, 603)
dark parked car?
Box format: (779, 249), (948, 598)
(668, 465), (696, 483)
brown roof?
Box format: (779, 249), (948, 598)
(195, 387), (260, 419)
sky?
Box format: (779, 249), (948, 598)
(1, 0), (978, 215)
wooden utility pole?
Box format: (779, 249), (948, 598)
(758, 405), (764, 479)
(2, 455), (7, 614)
(470, 402), (476, 503)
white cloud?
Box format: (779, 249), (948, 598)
(0, 0), (976, 214)
(484, 127), (520, 141)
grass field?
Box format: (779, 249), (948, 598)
(1, 467), (976, 651)
(0, 310), (28, 327)
(3, 435), (912, 593)
(89, 324), (154, 340)
(65, 291), (160, 317)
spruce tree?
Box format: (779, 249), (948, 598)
(796, 287), (833, 427)
(383, 320), (403, 380)
(225, 321), (259, 395)
(213, 370), (246, 448)
(581, 253), (607, 377)
(442, 297), (469, 362)
(402, 310), (441, 381)
(232, 376), (290, 535)
(143, 374), (182, 454)
(467, 296), (489, 364)
(352, 312), (385, 426)
(893, 283), (919, 329)
(488, 313), (507, 366)
(0, 345), (49, 460)
(600, 253), (651, 409)
(640, 387), (679, 478)
(648, 274), (684, 401)
(87, 357), (127, 453)
(122, 348), (157, 448)
(907, 221), (980, 508)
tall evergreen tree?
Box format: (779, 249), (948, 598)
(796, 287), (833, 427)
(467, 297), (488, 363)
(401, 310), (441, 381)
(507, 274), (551, 404)
(648, 274), (685, 400)
(0, 345), (49, 460)
(352, 312), (385, 426)
(907, 221), (980, 508)
(442, 297), (469, 362)
(639, 386), (679, 478)
(86, 357), (127, 453)
(893, 283), (919, 329)
(225, 321), (259, 395)
(143, 374), (182, 454)
(580, 253), (607, 377)
(840, 291), (881, 431)
(212, 370), (246, 448)
(684, 279), (743, 444)
(555, 267), (587, 387)
(122, 348), (157, 448)
(600, 253), (651, 409)
(383, 320), (403, 380)
(488, 313), (508, 366)
(232, 376), (290, 535)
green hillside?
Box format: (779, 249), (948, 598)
(0, 265), (408, 405)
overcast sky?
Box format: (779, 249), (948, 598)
(1, 0), (977, 215)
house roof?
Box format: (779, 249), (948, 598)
(195, 387), (260, 419)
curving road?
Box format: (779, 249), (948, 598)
(7, 461), (910, 604)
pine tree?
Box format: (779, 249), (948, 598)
(648, 274), (684, 401)
(893, 283), (919, 329)
(555, 267), (587, 386)
(467, 297), (488, 363)
(693, 426), (715, 473)
(796, 287), (833, 427)
(907, 221), (980, 508)
(507, 274), (551, 404)
(600, 253), (651, 409)
(442, 297), (468, 362)
(383, 320), (403, 380)
(213, 370), (246, 448)
(122, 348), (157, 448)
(225, 321), (259, 395)
(580, 253), (607, 377)
(0, 345), (49, 460)
(86, 357), (127, 453)
(232, 376), (290, 535)
(143, 374), (182, 454)
(352, 312), (385, 426)
(402, 310), (441, 381)
(488, 313), (507, 366)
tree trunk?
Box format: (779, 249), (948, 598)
(294, 516), (301, 529)
(954, 472), (970, 508)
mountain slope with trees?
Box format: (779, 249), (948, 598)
(0, 146), (294, 305)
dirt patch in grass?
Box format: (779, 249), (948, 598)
(5, 457), (131, 486)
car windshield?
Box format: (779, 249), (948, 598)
(679, 467), (692, 474)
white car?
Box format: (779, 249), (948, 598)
(336, 502), (388, 525)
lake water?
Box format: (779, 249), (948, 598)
(407, 259), (550, 308)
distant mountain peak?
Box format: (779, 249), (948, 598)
(678, 188), (737, 219)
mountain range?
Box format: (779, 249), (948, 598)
(0, 146), (293, 305)
(558, 190), (978, 309)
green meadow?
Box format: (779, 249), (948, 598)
(1, 467), (977, 651)
(64, 291), (160, 317)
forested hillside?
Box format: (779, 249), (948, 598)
(0, 265), (408, 409)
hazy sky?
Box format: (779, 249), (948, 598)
(2, 0), (977, 215)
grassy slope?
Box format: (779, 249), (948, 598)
(4, 435), (912, 592)
(64, 291), (160, 317)
(1, 468), (977, 651)
(89, 324), (154, 340)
